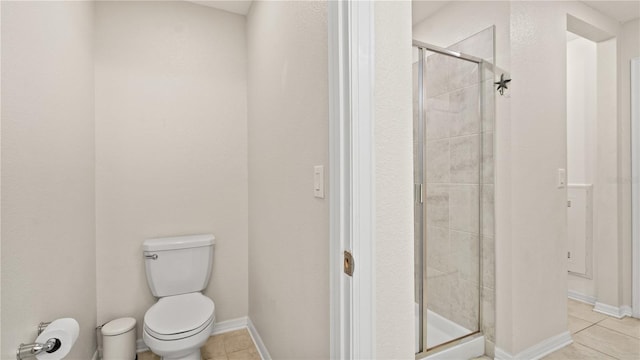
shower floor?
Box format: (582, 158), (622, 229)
(415, 303), (473, 352)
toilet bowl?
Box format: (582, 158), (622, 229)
(142, 234), (216, 360)
(143, 292), (215, 360)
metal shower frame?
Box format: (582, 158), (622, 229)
(413, 39), (486, 358)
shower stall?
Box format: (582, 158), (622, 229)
(413, 27), (495, 358)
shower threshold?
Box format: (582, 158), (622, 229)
(415, 303), (485, 359)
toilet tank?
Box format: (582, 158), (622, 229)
(143, 234), (215, 297)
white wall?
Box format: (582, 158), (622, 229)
(566, 14), (638, 316)
(619, 18), (640, 309)
(246, 1), (329, 358)
(94, 1), (248, 335)
(1, 2), (3, 354)
(567, 36), (597, 298)
(594, 37), (620, 308)
(508, 1), (618, 353)
(1, 2), (96, 359)
(413, 1), (511, 74)
(565, 32), (622, 308)
(375, 1), (415, 358)
(567, 36), (597, 185)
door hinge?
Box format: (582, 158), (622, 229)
(344, 250), (354, 277)
(568, 251), (571, 259)
(567, 200), (572, 207)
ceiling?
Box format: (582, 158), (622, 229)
(412, 1), (450, 26)
(412, 0), (639, 26)
(582, 1), (640, 23)
(186, 1), (253, 15)
(186, 1), (639, 23)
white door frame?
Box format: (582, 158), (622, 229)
(631, 57), (640, 318)
(329, 0), (375, 358)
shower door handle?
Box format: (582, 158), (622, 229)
(415, 183), (423, 204)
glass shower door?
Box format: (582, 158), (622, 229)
(414, 26), (494, 355)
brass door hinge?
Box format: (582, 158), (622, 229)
(344, 250), (354, 277)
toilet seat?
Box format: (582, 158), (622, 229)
(144, 292), (215, 341)
(144, 315), (214, 341)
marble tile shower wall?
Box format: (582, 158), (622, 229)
(420, 27), (495, 346)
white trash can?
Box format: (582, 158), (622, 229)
(102, 317), (137, 360)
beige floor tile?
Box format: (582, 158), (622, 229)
(202, 334), (227, 358)
(543, 343), (615, 360)
(204, 355), (228, 360)
(598, 316), (640, 339)
(567, 300), (607, 324)
(573, 325), (640, 360)
(223, 329), (255, 354)
(227, 347), (261, 360)
(222, 329), (248, 337)
(568, 315), (593, 334)
(138, 329), (260, 360)
(138, 351), (161, 360)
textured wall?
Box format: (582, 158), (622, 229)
(247, 1), (329, 358)
(567, 37), (597, 185)
(508, 1), (619, 353)
(566, 36), (597, 298)
(1, 2), (96, 358)
(95, 0), (248, 336)
(594, 37), (619, 307)
(619, 18), (640, 309)
(374, 1), (416, 358)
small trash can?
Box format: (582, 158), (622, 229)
(102, 317), (137, 360)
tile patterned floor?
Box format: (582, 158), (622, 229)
(543, 299), (640, 360)
(138, 329), (260, 360)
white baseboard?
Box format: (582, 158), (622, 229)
(568, 290), (596, 305)
(136, 338), (149, 353)
(594, 302), (633, 319)
(495, 331), (572, 360)
(247, 318), (272, 360)
(211, 316), (249, 336)
(136, 316), (270, 360)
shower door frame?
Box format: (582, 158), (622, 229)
(632, 57), (640, 319)
(413, 39), (485, 358)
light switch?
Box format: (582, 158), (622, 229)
(558, 168), (566, 188)
(314, 165), (324, 198)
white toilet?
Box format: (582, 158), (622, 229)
(142, 234), (216, 360)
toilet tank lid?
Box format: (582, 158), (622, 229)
(102, 317), (136, 336)
(143, 234), (215, 251)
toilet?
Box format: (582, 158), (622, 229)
(142, 234), (216, 360)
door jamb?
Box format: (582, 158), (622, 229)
(329, 0), (376, 358)
(631, 57), (639, 318)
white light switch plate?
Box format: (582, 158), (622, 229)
(558, 168), (566, 188)
(314, 165), (324, 198)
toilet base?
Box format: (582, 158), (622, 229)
(160, 349), (201, 360)
(143, 318), (213, 360)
